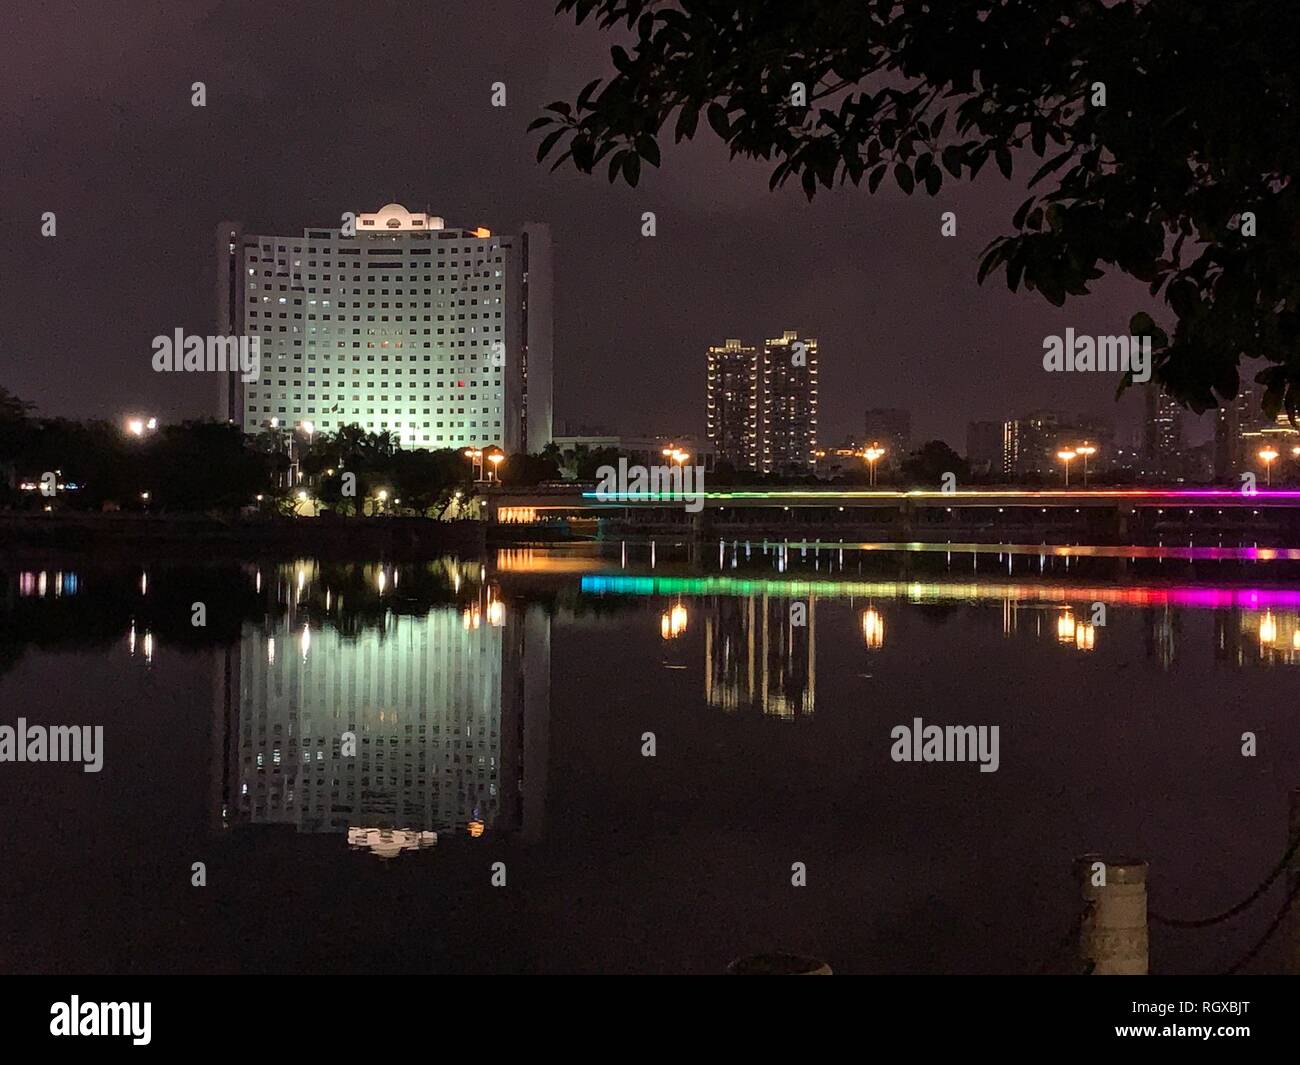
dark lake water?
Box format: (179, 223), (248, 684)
(2, 541), (1299, 974)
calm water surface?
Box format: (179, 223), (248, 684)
(2, 541), (1298, 974)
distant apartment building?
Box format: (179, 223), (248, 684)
(761, 332), (819, 474)
(216, 202), (553, 454)
(706, 338), (759, 469)
(965, 421), (1004, 477)
(1142, 388), (1185, 478)
(863, 408), (912, 470)
(551, 431), (716, 473)
(1003, 411), (1114, 480)
(1215, 386), (1300, 479)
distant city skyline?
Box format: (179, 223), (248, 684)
(0, 0), (1222, 454)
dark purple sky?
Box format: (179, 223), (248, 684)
(0, 0), (1195, 448)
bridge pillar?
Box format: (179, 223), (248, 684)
(899, 498), (916, 540)
(1287, 788), (1300, 974)
(689, 507), (711, 541)
(1110, 504), (1136, 545)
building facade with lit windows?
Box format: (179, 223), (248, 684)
(706, 338), (759, 469)
(760, 331), (819, 474)
(216, 203), (553, 453)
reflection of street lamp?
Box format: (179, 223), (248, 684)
(1076, 443), (1097, 487)
(1260, 610), (1277, 646)
(488, 452), (505, 482)
(660, 602), (689, 639)
(1056, 609), (1076, 643)
(1057, 449), (1076, 487)
(1259, 447), (1279, 485)
(861, 607), (884, 650)
(863, 443), (885, 486)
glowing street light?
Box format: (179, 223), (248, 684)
(1076, 443), (1097, 487)
(125, 416), (157, 437)
(1258, 446), (1279, 485)
(863, 443), (885, 486)
(487, 452), (505, 482)
(1057, 449), (1077, 487)
(661, 445), (689, 466)
(463, 447), (484, 480)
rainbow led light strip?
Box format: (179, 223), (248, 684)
(580, 488), (1300, 502)
(579, 574), (1300, 610)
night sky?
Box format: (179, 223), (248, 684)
(0, 0), (1179, 448)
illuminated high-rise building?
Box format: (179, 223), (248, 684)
(216, 203), (553, 453)
(706, 338), (759, 469)
(864, 408), (912, 471)
(761, 331), (819, 474)
(1143, 388), (1185, 477)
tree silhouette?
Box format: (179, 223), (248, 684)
(533, 0), (1300, 418)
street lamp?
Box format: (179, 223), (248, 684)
(1057, 449), (1077, 487)
(487, 452), (505, 482)
(1259, 446), (1279, 485)
(661, 445), (688, 466)
(463, 447), (484, 480)
(863, 443), (885, 486)
(1076, 443), (1097, 487)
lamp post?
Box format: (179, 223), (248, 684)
(863, 443), (885, 487)
(1076, 443), (1097, 487)
(487, 452), (505, 483)
(1057, 449), (1077, 487)
(1259, 446), (1279, 486)
(463, 447), (484, 481)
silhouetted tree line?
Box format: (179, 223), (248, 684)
(0, 387), (563, 515)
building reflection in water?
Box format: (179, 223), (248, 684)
(577, 566), (1300, 729)
(214, 561), (551, 858)
(703, 595), (815, 719)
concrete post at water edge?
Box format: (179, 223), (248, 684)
(727, 953), (833, 975)
(1076, 855), (1148, 975)
(1287, 789), (1300, 974)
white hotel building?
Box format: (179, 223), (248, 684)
(216, 203), (553, 453)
